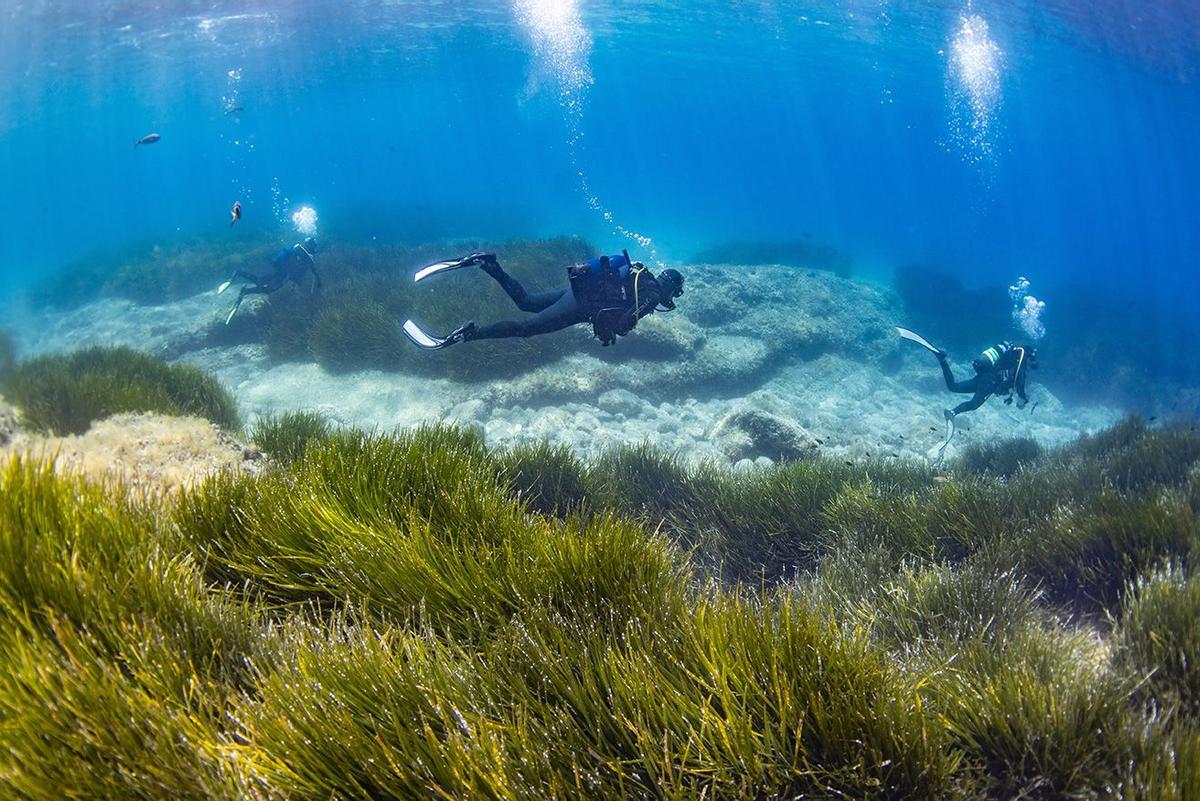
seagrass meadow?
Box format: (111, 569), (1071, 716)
(0, 414), (1196, 800)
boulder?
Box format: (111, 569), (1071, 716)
(711, 405), (821, 463)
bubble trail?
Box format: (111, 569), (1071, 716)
(513, 0), (661, 265)
(292, 206), (318, 239)
(1009, 276), (1046, 341)
(947, 11), (1003, 164)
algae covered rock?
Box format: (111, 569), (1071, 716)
(0, 398), (18, 446)
(711, 395), (821, 462)
(2, 412), (263, 494)
(609, 313), (707, 361)
(682, 264), (901, 375)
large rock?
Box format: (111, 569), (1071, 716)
(685, 264), (901, 367)
(2, 413), (264, 495)
(0, 398), (18, 447)
(710, 396), (821, 462)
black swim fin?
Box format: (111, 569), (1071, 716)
(413, 253), (494, 283)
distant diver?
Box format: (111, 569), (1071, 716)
(135, 132), (161, 147)
(897, 327), (1038, 464)
(229, 200), (242, 227)
(219, 238), (320, 324)
(402, 251), (685, 350)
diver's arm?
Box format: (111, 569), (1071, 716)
(293, 245), (321, 291)
(1010, 347), (1029, 404)
(1015, 364), (1029, 405)
(616, 288), (664, 334)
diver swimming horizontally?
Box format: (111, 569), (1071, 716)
(897, 327), (1038, 463)
(403, 251), (685, 349)
(218, 238), (321, 324)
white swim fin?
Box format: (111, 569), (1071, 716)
(402, 319), (449, 349)
(413, 253), (490, 283)
(225, 298), (243, 325)
(403, 320), (476, 350)
(217, 280), (232, 295)
(928, 412), (956, 467)
(896, 326), (942, 354)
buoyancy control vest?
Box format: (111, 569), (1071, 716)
(976, 342), (1027, 397)
(567, 254), (654, 345)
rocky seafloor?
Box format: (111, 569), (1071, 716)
(5, 263), (1122, 466)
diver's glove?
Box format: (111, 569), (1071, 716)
(1016, 397), (1028, 410)
(1004, 395), (1013, 405)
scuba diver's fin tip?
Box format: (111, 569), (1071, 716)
(402, 319), (449, 350)
(896, 326), (942, 354)
(413, 253), (490, 283)
(403, 320), (475, 350)
(224, 297), (244, 325)
(217, 280), (231, 295)
(928, 411), (957, 467)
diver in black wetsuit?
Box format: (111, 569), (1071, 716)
(403, 251), (685, 349)
(937, 341), (1038, 420)
(219, 238), (321, 323)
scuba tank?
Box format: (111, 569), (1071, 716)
(973, 341), (1014, 373)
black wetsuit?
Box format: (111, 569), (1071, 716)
(468, 256), (669, 345)
(230, 246), (320, 303)
(940, 346), (1030, 415)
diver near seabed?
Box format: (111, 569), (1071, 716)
(897, 326), (1039, 465)
(402, 250), (685, 350)
(219, 238), (321, 324)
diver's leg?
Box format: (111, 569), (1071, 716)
(951, 392), (990, 416)
(468, 291), (588, 340)
(238, 277), (281, 300)
(480, 260), (563, 313)
(939, 359), (979, 394)
(258, 273), (287, 294)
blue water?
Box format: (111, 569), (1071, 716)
(2, 1), (1197, 336)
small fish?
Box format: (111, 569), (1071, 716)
(1149, 415), (1158, 422)
(225, 105), (244, 115)
(135, 132), (161, 147)
(229, 200), (242, 227)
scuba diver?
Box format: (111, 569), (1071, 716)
(897, 327), (1038, 463)
(218, 238), (320, 324)
(402, 250), (685, 349)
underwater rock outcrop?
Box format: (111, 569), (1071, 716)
(711, 394), (822, 463)
(2, 412), (263, 494)
(0, 399), (18, 446)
